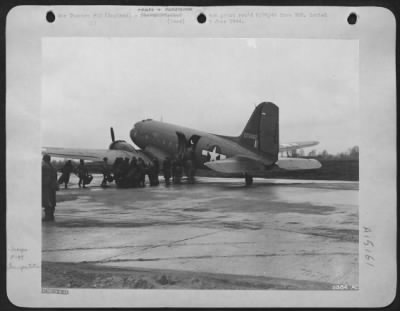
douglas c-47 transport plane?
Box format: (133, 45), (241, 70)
(43, 102), (321, 185)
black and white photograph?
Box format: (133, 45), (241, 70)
(6, 6), (396, 308)
(40, 36), (359, 290)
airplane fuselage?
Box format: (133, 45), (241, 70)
(43, 102), (320, 185)
(130, 119), (274, 171)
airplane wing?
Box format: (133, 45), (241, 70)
(42, 147), (136, 163)
(279, 141), (319, 152)
(204, 155), (321, 174)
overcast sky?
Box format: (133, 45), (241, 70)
(42, 37), (359, 154)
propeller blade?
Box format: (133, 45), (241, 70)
(110, 127), (115, 142)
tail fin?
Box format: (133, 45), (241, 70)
(239, 102), (279, 162)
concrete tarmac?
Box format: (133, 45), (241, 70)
(42, 175), (358, 289)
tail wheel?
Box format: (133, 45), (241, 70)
(245, 173), (253, 186)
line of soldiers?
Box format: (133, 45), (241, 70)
(42, 152), (197, 221)
(112, 157), (160, 188)
(42, 155), (94, 221)
(162, 155), (195, 185)
(55, 154), (196, 189)
(58, 159), (92, 189)
(109, 147), (197, 188)
(110, 155), (196, 188)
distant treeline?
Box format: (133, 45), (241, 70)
(292, 145), (359, 160)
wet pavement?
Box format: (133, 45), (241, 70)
(43, 175), (359, 288)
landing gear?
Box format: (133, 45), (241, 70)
(245, 173), (253, 186)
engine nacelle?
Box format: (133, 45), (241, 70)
(109, 140), (136, 153)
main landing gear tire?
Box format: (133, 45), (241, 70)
(245, 173), (253, 186)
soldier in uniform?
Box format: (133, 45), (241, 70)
(137, 158), (146, 187)
(147, 161), (155, 186)
(42, 154), (57, 221)
(116, 158), (131, 188)
(58, 160), (75, 189)
(163, 157), (172, 185)
(183, 146), (196, 184)
(184, 159), (195, 184)
(101, 157), (112, 187)
(147, 158), (160, 186)
(174, 157), (183, 184)
(112, 157), (123, 186)
(152, 158), (160, 186)
(127, 157), (139, 188)
(171, 158), (177, 184)
(77, 159), (89, 188)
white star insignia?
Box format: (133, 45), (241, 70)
(201, 146), (227, 162)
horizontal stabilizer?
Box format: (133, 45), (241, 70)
(276, 158), (321, 170)
(204, 156), (264, 174)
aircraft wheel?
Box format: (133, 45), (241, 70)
(245, 174), (253, 186)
